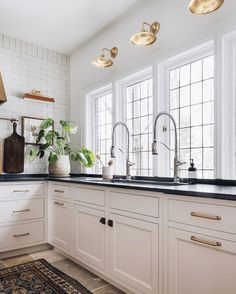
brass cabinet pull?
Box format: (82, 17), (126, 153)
(191, 235), (221, 247)
(191, 212), (221, 221)
(54, 201), (64, 206)
(13, 190), (29, 193)
(13, 232), (30, 238)
(13, 209), (30, 213)
(54, 189), (64, 193)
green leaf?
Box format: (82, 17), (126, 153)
(37, 150), (45, 159)
(48, 152), (58, 163)
(45, 130), (54, 144)
(40, 143), (51, 151)
(28, 147), (37, 163)
(71, 148), (95, 168)
(36, 130), (45, 144)
(64, 143), (71, 154)
(70, 152), (80, 162)
(60, 120), (70, 132)
(56, 137), (66, 151)
(40, 118), (54, 130)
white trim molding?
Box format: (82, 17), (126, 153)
(216, 29), (236, 179)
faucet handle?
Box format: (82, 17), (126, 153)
(128, 161), (135, 167)
(176, 158), (186, 167)
(110, 145), (116, 158)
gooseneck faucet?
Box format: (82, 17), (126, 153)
(110, 122), (134, 180)
(152, 111), (185, 183)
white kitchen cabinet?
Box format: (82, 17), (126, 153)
(0, 198), (44, 222)
(46, 183), (236, 294)
(0, 183), (44, 199)
(73, 204), (106, 271)
(167, 227), (236, 294)
(48, 198), (71, 252)
(0, 182), (46, 252)
(109, 213), (159, 294)
(0, 221), (44, 250)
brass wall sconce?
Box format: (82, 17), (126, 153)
(130, 21), (160, 47)
(189, 0), (224, 15)
(92, 47), (118, 68)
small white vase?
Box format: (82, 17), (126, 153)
(102, 166), (113, 180)
(48, 155), (71, 177)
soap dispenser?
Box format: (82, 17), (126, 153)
(188, 159), (197, 184)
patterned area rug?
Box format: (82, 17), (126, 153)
(0, 259), (92, 294)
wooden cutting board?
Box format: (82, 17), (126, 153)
(3, 122), (25, 173)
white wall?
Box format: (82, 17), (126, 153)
(0, 34), (70, 174)
(70, 0), (236, 173)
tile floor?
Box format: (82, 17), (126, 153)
(0, 249), (125, 294)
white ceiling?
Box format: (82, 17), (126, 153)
(0, 0), (143, 55)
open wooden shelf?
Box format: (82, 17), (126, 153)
(23, 93), (55, 103)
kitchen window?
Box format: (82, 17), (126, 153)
(86, 86), (113, 174)
(125, 77), (153, 176)
(94, 92), (113, 174)
(169, 55), (214, 178)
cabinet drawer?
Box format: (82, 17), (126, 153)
(110, 192), (159, 218)
(0, 199), (44, 223)
(0, 183), (44, 199)
(0, 221), (44, 250)
(73, 187), (105, 207)
(49, 184), (70, 199)
(168, 199), (236, 234)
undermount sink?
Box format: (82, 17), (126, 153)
(80, 177), (188, 186)
(111, 179), (188, 186)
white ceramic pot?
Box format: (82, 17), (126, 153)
(102, 166), (113, 180)
(48, 155), (71, 177)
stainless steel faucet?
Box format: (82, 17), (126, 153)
(152, 111), (185, 183)
(110, 122), (134, 180)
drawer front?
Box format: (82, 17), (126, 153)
(49, 184), (70, 200)
(0, 183), (44, 199)
(73, 187), (105, 207)
(110, 192), (159, 218)
(0, 199), (44, 223)
(0, 221), (44, 250)
(168, 199), (236, 234)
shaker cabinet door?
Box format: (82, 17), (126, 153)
(110, 214), (159, 294)
(48, 198), (71, 252)
(73, 205), (106, 271)
(168, 227), (236, 294)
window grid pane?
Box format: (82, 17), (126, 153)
(126, 78), (153, 176)
(94, 93), (113, 174)
(169, 55), (214, 179)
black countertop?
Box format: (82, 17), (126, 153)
(0, 174), (235, 201)
(0, 175), (49, 182)
(48, 177), (236, 201)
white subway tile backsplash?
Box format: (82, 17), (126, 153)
(0, 33), (70, 174)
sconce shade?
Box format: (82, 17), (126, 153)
(131, 31), (157, 47)
(92, 56), (113, 68)
(92, 47), (118, 68)
(189, 0), (224, 15)
(130, 22), (160, 47)
(0, 72), (7, 105)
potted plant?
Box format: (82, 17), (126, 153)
(29, 118), (95, 176)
